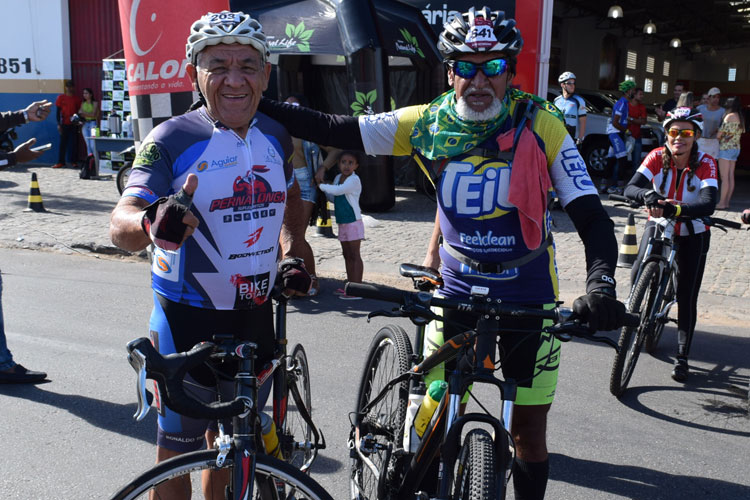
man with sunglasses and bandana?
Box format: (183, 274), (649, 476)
(259, 7), (625, 499)
(624, 107), (718, 383)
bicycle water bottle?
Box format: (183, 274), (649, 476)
(414, 380), (448, 438)
(259, 412), (283, 459)
(403, 382), (426, 453)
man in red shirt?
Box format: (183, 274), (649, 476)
(54, 80), (82, 168)
(627, 87), (647, 172)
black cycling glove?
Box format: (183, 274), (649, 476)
(660, 202), (677, 218)
(573, 289), (626, 332)
(277, 257), (311, 295)
(141, 188), (193, 251)
(643, 189), (665, 209)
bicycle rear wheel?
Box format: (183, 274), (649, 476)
(350, 324), (413, 500)
(644, 273), (674, 354)
(109, 450), (332, 500)
(451, 429), (498, 500)
(282, 343), (314, 471)
(610, 261), (659, 397)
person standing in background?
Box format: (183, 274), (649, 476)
(78, 88), (100, 160)
(602, 80), (636, 194)
(553, 71), (586, 145)
(676, 91), (695, 109)
(696, 87), (724, 159)
(319, 150), (364, 300)
(627, 87), (647, 170)
(655, 82), (684, 120)
(53, 80), (82, 169)
(716, 96), (745, 210)
(0, 100), (51, 383)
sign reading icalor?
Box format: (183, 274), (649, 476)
(117, 0), (227, 95)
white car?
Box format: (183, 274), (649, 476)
(548, 88), (666, 178)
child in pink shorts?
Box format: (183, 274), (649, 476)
(318, 151), (364, 299)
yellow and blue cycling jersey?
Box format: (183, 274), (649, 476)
(358, 96), (599, 303)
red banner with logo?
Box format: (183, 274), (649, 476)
(117, 0), (228, 95)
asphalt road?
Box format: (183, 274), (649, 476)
(0, 248), (748, 499)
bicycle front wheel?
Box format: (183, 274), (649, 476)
(610, 261), (659, 397)
(452, 429), (498, 500)
(283, 343), (314, 471)
(110, 450), (332, 500)
(350, 324), (413, 500)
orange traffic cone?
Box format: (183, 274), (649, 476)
(24, 173), (47, 212)
(617, 214), (637, 268)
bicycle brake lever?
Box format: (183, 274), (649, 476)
(127, 347), (154, 421)
(367, 309), (403, 321)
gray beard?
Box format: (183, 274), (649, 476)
(455, 95), (504, 122)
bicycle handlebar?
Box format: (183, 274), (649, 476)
(126, 337), (249, 422)
(345, 282), (639, 335)
(608, 194), (742, 230)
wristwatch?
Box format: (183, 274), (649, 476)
(22, 110), (29, 123)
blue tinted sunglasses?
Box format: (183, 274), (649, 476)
(450, 58), (508, 79)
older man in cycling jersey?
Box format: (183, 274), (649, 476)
(258, 6), (625, 499)
(110, 11), (309, 497)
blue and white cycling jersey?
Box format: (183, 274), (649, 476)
(553, 94), (586, 129)
(123, 108), (294, 310)
(606, 96), (629, 134)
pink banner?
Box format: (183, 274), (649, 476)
(117, 0), (228, 95)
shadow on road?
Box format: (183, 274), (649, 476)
(551, 452), (750, 499)
(0, 384), (156, 442)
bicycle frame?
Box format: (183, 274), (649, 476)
(126, 297), (323, 499)
(628, 217), (678, 328)
(401, 315), (522, 498)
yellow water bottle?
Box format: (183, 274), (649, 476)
(413, 380), (448, 438)
(259, 412), (283, 459)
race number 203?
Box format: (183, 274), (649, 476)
(0, 58), (32, 74)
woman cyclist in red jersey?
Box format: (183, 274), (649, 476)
(623, 107), (718, 382)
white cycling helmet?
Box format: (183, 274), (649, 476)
(186, 11), (269, 65)
(558, 71), (576, 83)
(663, 106), (703, 134)
(438, 7), (523, 60)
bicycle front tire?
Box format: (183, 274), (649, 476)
(610, 261), (659, 397)
(283, 343), (314, 471)
(110, 450), (333, 500)
(350, 324), (413, 500)
(451, 429), (498, 500)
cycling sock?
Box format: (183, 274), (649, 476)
(512, 457), (549, 500)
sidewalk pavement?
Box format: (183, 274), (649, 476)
(1, 163), (748, 320)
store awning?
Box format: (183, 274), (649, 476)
(234, 0), (440, 65)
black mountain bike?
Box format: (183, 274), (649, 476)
(608, 194), (741, 397)
(347, 264), (637, 500)
(110, 295), (328, 500)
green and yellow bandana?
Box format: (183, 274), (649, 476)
(409, 88), (564, 160)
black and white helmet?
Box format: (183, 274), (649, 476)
(438, 7), (523, 60)
(186, 11), (269, 65)
(558, 71), (576, 83)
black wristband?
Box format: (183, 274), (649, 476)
(586, 273), (617, 295)
(592, 286), (617, 298)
